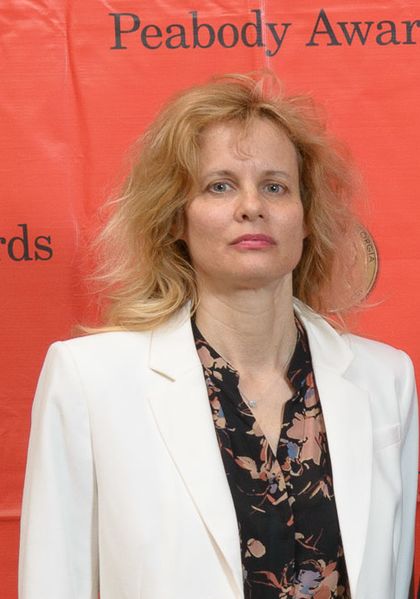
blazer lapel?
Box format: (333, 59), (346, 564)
(296, 301), (372, 598)
(147, 306), (243, 597)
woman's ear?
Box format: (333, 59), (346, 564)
(170, 208), (186, 242)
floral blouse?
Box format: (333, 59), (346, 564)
(192, 317), (351, 599)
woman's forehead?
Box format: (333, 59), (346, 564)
(196, 118), (299, 173)
(198, 117), (291, 145)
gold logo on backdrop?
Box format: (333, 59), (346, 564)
(359, 227), (379, 295)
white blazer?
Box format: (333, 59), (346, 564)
(19, 300), (418, 599)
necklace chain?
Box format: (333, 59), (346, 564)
(238, 329), (297, 409)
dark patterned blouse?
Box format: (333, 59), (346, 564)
(192, 317), (351, 599)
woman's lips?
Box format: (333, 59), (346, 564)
(230, 234), (276, 249)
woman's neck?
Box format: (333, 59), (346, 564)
(194, 276), (297, 376)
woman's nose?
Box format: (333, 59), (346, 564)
(234, 187), (265, 221)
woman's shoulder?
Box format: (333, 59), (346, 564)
(57, 329), (150, 350)
(295, 299), (414, 382)
(295, 298), (412, 369)
(344, 331), (410, 363)
(341, 332), (415, 404)
(45, 330), (152, 372)
(343, 331), (413, 374)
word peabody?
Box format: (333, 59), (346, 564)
(110, 10), (290, 56)
(109, 9), (420, 55)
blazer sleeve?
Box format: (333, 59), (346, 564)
(19, 342), (99, 599)
(395, 351), (419, 599)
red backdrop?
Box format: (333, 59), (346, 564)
(1, 1), (419, 596)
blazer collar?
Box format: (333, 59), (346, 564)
(148, 299), (372, 599)
(292, 298), (354, 374)
(148, 305), (200, 380)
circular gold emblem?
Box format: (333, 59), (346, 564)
(359, 226), (379, 295)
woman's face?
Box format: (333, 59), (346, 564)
(182, 118), (307, 293)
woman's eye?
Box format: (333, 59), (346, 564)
(265, 182), (287, 194)
(208, 181), (231, 193)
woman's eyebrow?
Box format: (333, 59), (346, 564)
(201, 169), (234, 179)
(263, 170), (291, 179)
(202, 169), (292, 179)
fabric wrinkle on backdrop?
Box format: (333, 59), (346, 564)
(1, 0), (420, 597)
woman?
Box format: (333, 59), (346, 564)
(19, 73), (418, 599)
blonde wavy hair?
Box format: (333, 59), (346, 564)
(89, 72), (369, 331)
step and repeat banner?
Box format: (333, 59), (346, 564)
(1, 0), (419, 595)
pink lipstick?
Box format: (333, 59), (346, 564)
(230, 234), (276, 249)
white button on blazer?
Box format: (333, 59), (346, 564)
(19, 299), (418, 599)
